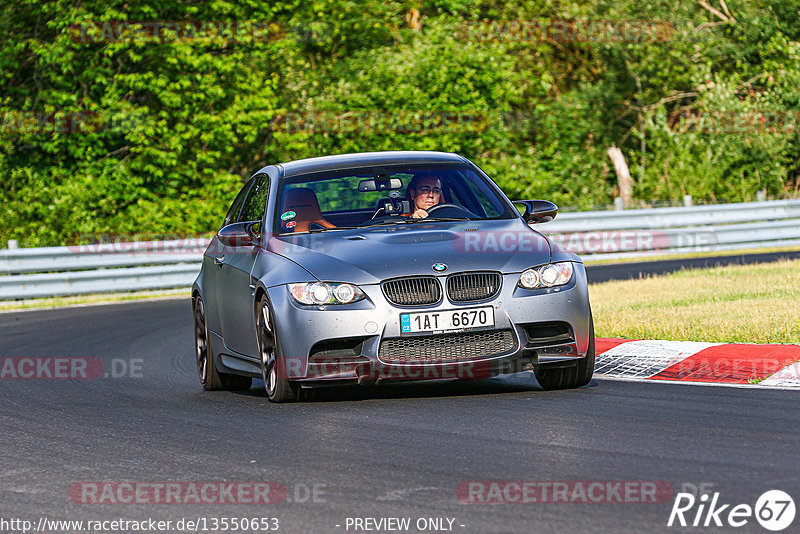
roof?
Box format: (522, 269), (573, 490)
(276, 151), (468, 178)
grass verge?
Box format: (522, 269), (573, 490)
(590, 258), (800, 344)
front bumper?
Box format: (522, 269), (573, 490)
(266, 264), (592, 383)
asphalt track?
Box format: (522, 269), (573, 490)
(585, 249), (800, 283)
(2, 298), (799, 534)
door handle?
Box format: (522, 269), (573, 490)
(214, 255), (224, 267)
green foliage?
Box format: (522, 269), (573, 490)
(1, 0), (798, 246)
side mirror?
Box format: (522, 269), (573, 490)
(217, 222), (259, 247)
(513, 200), (558, 224)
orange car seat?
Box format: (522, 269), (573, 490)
(282, 188), (336, 232)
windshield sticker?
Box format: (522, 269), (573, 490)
(281, 211), (296, 221)
(285, 220), (297, 228)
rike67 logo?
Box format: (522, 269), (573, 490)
(668, 489), (795, 531)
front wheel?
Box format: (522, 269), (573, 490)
(257, 297), (299, 403)
(192, 295), (252, 391)
(534, 316), (595, 391)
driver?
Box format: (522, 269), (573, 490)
(406, 173), (443, 219)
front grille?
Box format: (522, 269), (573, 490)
(447, 272), (501, 302)
(382, 276), (441, 306)
(379, 330), (515, 364)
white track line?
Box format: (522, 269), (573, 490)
(760, 361), (800, 387)
(595, 375), (800, 391)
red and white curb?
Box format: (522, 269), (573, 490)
(595, 338), (800, 389)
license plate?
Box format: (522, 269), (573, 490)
(400, 306), (495, 334)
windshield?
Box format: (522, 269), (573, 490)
(275, 164), (515, 234)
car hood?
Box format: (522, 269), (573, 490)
(266, 219), (556, 285)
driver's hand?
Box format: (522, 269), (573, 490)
(411, 208), (428, 219)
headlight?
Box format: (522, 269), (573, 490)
(518, 262), (574, 289)
(288, 282), (365, 305)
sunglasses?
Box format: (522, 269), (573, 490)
(417, 186), (442, 196)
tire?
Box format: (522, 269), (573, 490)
(534, 315), (595, 391)
(256, 296), (299, 403)
(193, 295), (252, 391)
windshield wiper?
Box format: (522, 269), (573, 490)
(306, 225), (359, 233)
(357, 216), (471, 229)
(357, 218), (404, 228)
(400, 217), (470, 223)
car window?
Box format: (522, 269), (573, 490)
(222, 178), (254, 227)
(276, 164), (515, 234)
(459, 172), (507, 218)
(239, 174), (270, 222)
(297, 176), (391, 211)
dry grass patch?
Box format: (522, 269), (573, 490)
(0, 289), (189, 312)
(589, 259), (800, 344)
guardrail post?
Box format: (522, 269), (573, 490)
(683, 195), (693, 207)
(614, 197), (624, 211)
(757, 190), (766, 202)
(7, 239), (18, 249)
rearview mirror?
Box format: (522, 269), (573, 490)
(217, 222), (259, 247)
(358, 178), (404, 192)
(513, 200), (558, 224)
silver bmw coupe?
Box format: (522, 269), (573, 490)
(192, 151), (594, 401)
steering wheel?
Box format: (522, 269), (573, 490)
(426, 203), (477, 218)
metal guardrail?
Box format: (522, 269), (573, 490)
(0, 239), (208, 300)
(542, 199), (800, 261)
(0, 239), (209, 274)
(1, 199), (799, 300)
